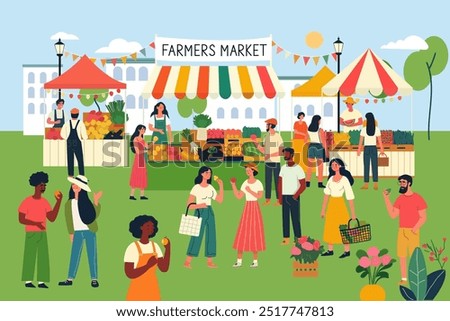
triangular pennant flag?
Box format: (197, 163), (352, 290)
(313, 56), (320, 65)
(303, 56), (310, 65)
(284, 51), (291, 59)
(323, 55), (329, 64)
(331, 52), (337, 61)
(72, 54), (79, 61)
(101, 93), (106, 98)
(293, 54), (300, 64)
(140, 48), (146, 56)
(272, 40), (276, 46)
(121, 56), (127, 64)
(64, 51), (70, 57)
(101, 59), (107, 67)
(89, 58), (97, 64)
(276, 46), (283, 54)
(86, 95), (90, 99)
(46, 89), (51, 93)
(111, 58), (117, 66)
(130, 52), (138, 60)
(61, 92), (65, 97)
(389, 97), (394, 102)
(149, 42), (155, 49)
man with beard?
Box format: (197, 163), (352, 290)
(382, 174), (427, 285)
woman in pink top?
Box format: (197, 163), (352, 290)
(129, 125), (149, 200)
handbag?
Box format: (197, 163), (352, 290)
(378, 153), (389, 167)
(339, 218), (372, 244)
(179, 202), (202, 237)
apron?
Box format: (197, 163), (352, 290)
(151, 115), (168, 145)
(126, 241), (160, 301)
(53, 109), (65, 128)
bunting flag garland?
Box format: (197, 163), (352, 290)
(45, 89), (121, 99)
(63, 48), (147, 66)
(313, 56), (320, 65)
(271, 40), (337, 67)
(358, 95), (403, 104)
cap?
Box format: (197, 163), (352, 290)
(70, 108), (80, 114)
(265, 118), (278, 126)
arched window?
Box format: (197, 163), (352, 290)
(323, 102), (334, 117)
(217, 107), (225, 119)
(51, 103), (56, 110)
(231, 107), (239, 119)
(113, 95), (123, 101)
(113, 67), (122, 80)
(52, 90), (57, 98)
(40, 88), (46, 98)
(52, 72), (58, 79)
(259, 107), (267, 119)
(294, 104), (302, 116)
(126, 95), (136, 109)
(126, 67), (135, 81)
(28, 103), (35, 114)
(307, 104), (315, 116)
(245, 107), (252, 119)
(40, 72), (47, 83)
(28, 72), (35, 83)
(139, 67), (148, 81)
(40, 103), (46, 114)
(28, 87), (35, 98)
(293, 83), (301, 89)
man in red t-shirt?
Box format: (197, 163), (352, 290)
(383, 174), (427, 285)
(18, 171), (62, 288)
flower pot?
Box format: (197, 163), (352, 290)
(292, 260), (319, 277)
(359, 284), (386, 301)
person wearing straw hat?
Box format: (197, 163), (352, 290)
(58, 175), (103, 288)
(230, 163), (265, 268)
(339, 97), (363, 133)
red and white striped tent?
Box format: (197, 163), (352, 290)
(322, 49), (413, 97)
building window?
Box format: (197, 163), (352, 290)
(114, 95), (123, 101)
(52, 72), (58, 79)
(113, 67), (122, 80)
(28, 103), (35, 114)
(293, 83), (301, 89)
(231, 107), (239, 119)
(51, 103), (56, 110)
(245, 107), (252, 119)
(139, 67), (148, 81)
(40, 88), (46, 98)
(259, 107), (266, 119)
(126, 67), (135, 81)
(324, 102), (334, 117)
(138, 96), (149, 109)
(126, 95), (136, 109)
(28, 72), (35, 84)
(40, 103), (46, 114)
(294, 104), (302, 116)
(307, 104), (315, 116)
(52, 90), (57, 98)
(40, 72), (47, 83)
(217, 107), (224, 119)
(28, 87), (35, 98)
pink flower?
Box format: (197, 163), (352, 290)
(381, 254), (392, 266)
(444, 237), (447, 242)
(429, 256), (435, 262)
(367, 246), (380, 257)
(313, 240), (320, 251)
(291, 246), (301, 256)
(301, 242), (314, 251)
(422, 244), (429, 249)
(359, 256), (371, 268)
(443, 257), (448, 263)
(438, 248), (444, 254)
(298, 236), (308, 244)
(371, 256), (381, 267)
(430, 251), (435, 256)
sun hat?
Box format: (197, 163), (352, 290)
(244, 162), (259, 172)
(67, 175), (91, 192)
(343, 97), (358, 105)
(265, 118), (278, 126)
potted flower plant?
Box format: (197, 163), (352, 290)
(193, 113), (212, 141)
(290, 236), (324, 277)
(356, 246), (396, 301)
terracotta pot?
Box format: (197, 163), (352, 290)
(292, 260), (319, 277)
(359, 284), (386, 301)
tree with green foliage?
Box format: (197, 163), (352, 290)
(403, 36), (448, 140)
(79, 88), (109, 112)
(177, 97), (207, 118)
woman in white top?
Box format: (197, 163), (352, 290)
(320, 158), (357, 259)
(148, 102), (172, 145)
(184, 166), (224, 269)
(230, 163), (265, 268)
(357, 112), (385, 190)
(306, 115), (328, 188)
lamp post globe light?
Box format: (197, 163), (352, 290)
(54, 38), (65, 100)
(333, 37), (343, 133)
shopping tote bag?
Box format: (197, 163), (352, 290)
(179, 202), (202, 237)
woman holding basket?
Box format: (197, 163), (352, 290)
(320, 158), (356, 259)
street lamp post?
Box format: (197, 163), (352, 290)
(54, 38), (65, 100)
(334, 37), (343, 133)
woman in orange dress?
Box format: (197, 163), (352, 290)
(124, 215), (170, 301)
(129, 125), (148, 200)
(292, 112), (308, 172)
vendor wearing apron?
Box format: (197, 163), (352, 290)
(47, 98), (66, 128)
(148, 102), (172, 145)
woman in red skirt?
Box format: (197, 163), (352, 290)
(230, 163), (265, 268)
(129, 125), (148, 200)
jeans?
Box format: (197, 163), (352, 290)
(186, 207), (217, 257)
(68, 230), (98, 280)
(265, 162), (281, 200)
(282, 195), (302, 238)
(363, 146), (378, 182)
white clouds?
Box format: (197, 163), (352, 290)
(95, 38), (143, 54)
(50, 32), (79, 41)
(381, 35), (428, 50)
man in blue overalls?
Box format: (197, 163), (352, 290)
(46, 98), (66, 128)
(61, 108), (88, 177)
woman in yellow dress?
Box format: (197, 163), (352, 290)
(319, 158), (357, 259)
(291, 112), (308, 172)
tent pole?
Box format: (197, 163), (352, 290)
(290, 95), (293, 140)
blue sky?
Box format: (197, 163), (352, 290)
(1, 0), (449, 131)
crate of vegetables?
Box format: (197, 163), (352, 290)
(242, 126), (262, 138)
(224, 129), (242, 139)
(207, 128), (224, 143)
(380, 130), (393, 145)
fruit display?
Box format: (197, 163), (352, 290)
(148, 143), (168, 161)
(207, 129), (224, 140)
(224, 129), (242, 139)
(241, 142), (263, 156)
(333, 132), (350, 148)
(381, 130), (394, 145)
(225, 142), (242, 157)
(83, 111), (112, 140)
(45, 128), (62, 140)
(179, 147), (200, 162)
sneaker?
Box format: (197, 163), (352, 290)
(38, 283), (49, 289)
(262, 200), (271, 206)
(339, 251), (350, 258)
(129, 196), (137, 200)
(25, 282), (36, 288)
(232, 262), (242, 268)
(250, 262), (258, 268)
(318, 182), (325, 188)
(140, 196), (148, 200)
(91, 280), (99, 288)
(306, 181), (311, 188)
(361, 184), (369, 190)
(321, 250), (334, 256)
(58, 280), (73, 286)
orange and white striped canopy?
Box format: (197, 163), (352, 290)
(142, 65), (285, 99)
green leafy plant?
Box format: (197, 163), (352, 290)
(105, 100), (128, 124)
(242, 142), (263, 156)
(207, 146), (218, 154)
(356, 247), (396, 285)
(290, 236), (324, 264)
(348, 129), (361, 145)
(193, 114), (212, 128)
(242, 126), (262, 138)
(181, 128), (193, 143)
(393, 130), (414, 144)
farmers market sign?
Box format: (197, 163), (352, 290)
(155, 36), (272, 63)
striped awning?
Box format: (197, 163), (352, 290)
(142, 65), (285, 99)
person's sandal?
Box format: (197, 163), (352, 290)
(207, 262), (218, 268)
(321, 250), (334, 256)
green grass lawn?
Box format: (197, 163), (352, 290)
(2, 131), (449, 301)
